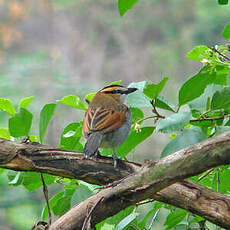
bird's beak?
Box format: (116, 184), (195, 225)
(126, 87), (138, 94)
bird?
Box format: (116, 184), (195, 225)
(82, 84), (138, 167)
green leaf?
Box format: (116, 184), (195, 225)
(58, 95), (87, 110)
(222, 22), (230, 39)
(212, 167), (230, 194)
(161, 126), (206, 157)
(126, 81), (151, 108)
(179, 65), (228, 106)
(0, 168), (5, 175)
(130, 107), (144, 123)
(18, 96), (34, 109)
(189, 216), (204, 224)
(116, 127), (154, 158)
(9, 108), (33, 137)
(29, 135), (39, 142)
(186, 45), (210, 61)
(115, 212), (139, 230)
(52, 184), (77, 216)
(143, 78), (168, 100)
(211, 87), (230, 110)
(97, 206), (135, 229)
(42, 191), (64, 220)
(0, 128), (11, 140)
(71, 184), (93, 206)
(218, 0), (228, 4)
(59, 122), (83, 150)
(110, 80), (122, 85)
(164, 209), (187, 229)
(156, 112), (192, 133)
(53, 197), (72, 216)
(85, 92), (96, 104)
(39, 103), (57, 143)
(8, 172), (23, 186)
(0, 98), (16, 115)
(138, 201), (163, 229)
(118, 0), (139, 16)
(22, 172), (55, 191)
(155, 96), (176, 112)
(189, 84), (222, 113)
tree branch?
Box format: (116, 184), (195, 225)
(0, 138), (140, 185)
(0, 130), (230, 229)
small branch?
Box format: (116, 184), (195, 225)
(150, 100), (165, 120)
(41, 173), (52, 226)
(198, 168), (214, 181)
(191, 115), (228, 122)
(148, 209), (160, 230)
(209, 46), (230, 62)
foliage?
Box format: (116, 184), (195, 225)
(0, 1), (230, 230)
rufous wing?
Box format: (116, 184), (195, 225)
(82, 107), (126, 137)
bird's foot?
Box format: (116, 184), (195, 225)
(113, 154), (120, 168)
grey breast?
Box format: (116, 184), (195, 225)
(103, 109), (132, 148)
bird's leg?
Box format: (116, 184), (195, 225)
(95, 150), (102, 157)
(113, 149), (119, 168)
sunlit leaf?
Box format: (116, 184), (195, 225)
(118, 0), (139, 16)
(9, 108), (33, 137)
(58, 95), (87, 110)
(22, 172), (55, 191)
(130, 107), (144, 123)
(186, 45), (210, 61)
(164, 209), (187, 229)
(143, 77), (168, 100)
(0, 98), (16, 115)
(0, 128), (11, 140)
(59, 122), (82, 151)
(39, 103), (57, 143)
(18, 96), (34, 109)
(222, 22), (230, 39)
(179, 65), (228, 106)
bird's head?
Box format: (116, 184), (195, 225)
(99, 84), (137, 102)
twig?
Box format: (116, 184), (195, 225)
(148, 209), (160, 230)
(209, 46), (230, 62)
(82, 197), (104, 230)
(40, 173), (52, 226)
(136, 199), (155, 207)
(137, 114), (228, 126)
(150, 100), (165, 120)
(191, 115), (228, 122)
(198, 168), (214, 181)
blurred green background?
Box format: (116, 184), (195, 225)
(0, 0), (230, 229)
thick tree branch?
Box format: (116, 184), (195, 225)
(0, 138), (140, 185)
(155, 180), (230, 228)
(0, 131), (230, 229)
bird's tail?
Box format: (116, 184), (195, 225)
(84, 132), (103, 157)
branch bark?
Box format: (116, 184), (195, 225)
(0, 131), (230, 229)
